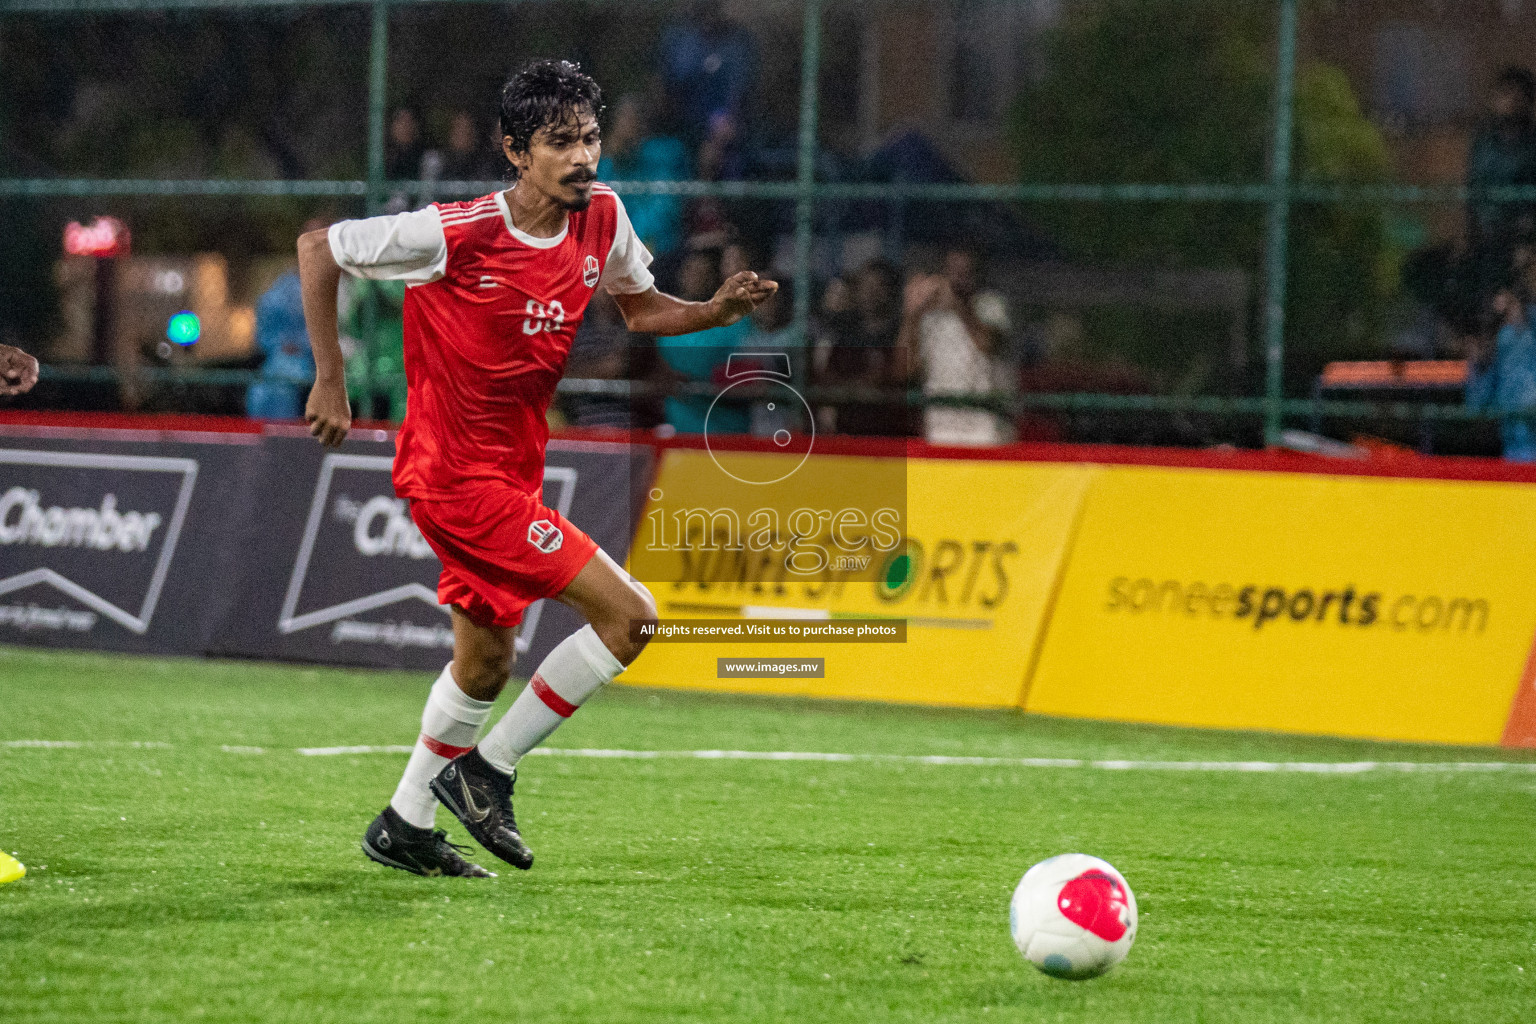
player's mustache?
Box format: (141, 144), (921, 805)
(563, 171), (596, 185)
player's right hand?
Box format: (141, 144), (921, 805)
(305, 379), (352, 448)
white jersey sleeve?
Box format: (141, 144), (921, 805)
(327, 206), (448, 284)
(599, 194), (656, 295)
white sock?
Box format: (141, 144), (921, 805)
(390, 663), (495, 829)
(478, 624), (624, 774)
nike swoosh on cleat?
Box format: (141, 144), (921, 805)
(363, 839), (421, 875)
(460, 776), (492, 823)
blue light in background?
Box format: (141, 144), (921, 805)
(167, 311), (201, 346)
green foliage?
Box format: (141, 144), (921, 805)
(2, 647), (1535, 1023)
(1012, 0), (1395, 393)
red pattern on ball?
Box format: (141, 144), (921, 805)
(1057, 869), (1130, 941)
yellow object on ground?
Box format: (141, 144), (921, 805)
(0, 852), (25, 885)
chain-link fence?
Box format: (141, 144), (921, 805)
(6, 0), (1536, 453)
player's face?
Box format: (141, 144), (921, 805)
(514, 108), (602, 211)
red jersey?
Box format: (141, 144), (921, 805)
(328, 186), (654, 499)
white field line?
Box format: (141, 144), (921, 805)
(6, 740), (1536, 774)
(1, 740), (171, 749)
(297, 745), (413, 756)
(289, 744), (1536, 775)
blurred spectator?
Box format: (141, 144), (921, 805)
(743, 277), (795, 349)
(1405, 68), (1536, 343)
(436, 111), (501, 182)
(896, 247), (1015, 446)
(696, 110), (748, 182)
(385, 107), (425, 179)
(656, 243), (753, 434)
(420, 111), (500, 206)
(385, 108), (426, 213)
(720, 241), (751, 282)
(246, 266), (317, 420)
(1467, 247), (1536, 462)
(813, 259), (909, 436)
(561, 294), (632, 429)
(739, 279), (806, 438)
(345, 279), (407, 422)
(660, 1), (757, 148)
(1468, 67), (1536, 293)
(596, 95), (690, 258)
(681, 197), (734, 251)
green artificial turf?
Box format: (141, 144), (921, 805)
(2, 646), (1534, 1023)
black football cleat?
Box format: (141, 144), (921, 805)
(430, 748), (535, 870)
(361, 805), (494, 878)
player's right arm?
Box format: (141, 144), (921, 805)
(297, 228), (352, 447)
(297, 207), (448, 447)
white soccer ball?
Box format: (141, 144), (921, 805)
(1009, 853), (1137, 980)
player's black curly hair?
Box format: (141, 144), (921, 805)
(498, 59), (604, 180)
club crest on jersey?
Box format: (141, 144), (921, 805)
(527, 519), (564, 553)
(583, 255), (600, 288)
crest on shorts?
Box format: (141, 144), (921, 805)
(527, 519), (564, 553)
(583, 255), (600, 288)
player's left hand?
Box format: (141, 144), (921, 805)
(709, 271), (779, 327)
(0, 344), (40, 397)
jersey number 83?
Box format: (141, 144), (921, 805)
(523, 299), (567, 335)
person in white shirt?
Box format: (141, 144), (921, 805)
(895, 247), (1015, 446)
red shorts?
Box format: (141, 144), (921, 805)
(408, 485), (599, 630)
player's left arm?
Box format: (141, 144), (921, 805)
(611, 273), (778, 337)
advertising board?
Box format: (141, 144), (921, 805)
(622, 449), (1089, 707)
(0, 435), (260, 655)
(1025, 467), (1536, 745)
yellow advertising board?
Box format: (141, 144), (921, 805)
(622, 449), (1090, 707)
(1025, 466), (1536, 745)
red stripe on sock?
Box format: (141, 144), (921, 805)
(530, 673), (578, 718)
(420, 734), (474, 759)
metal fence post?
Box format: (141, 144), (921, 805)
(792, 0), (823, 369)
(367, 0), (389, 216)
(357, 0), (391, 415)
(1262, 0), (1299, 446)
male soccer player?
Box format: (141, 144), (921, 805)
(297, 60), (776, 877)
(0, 343), (40, 396)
